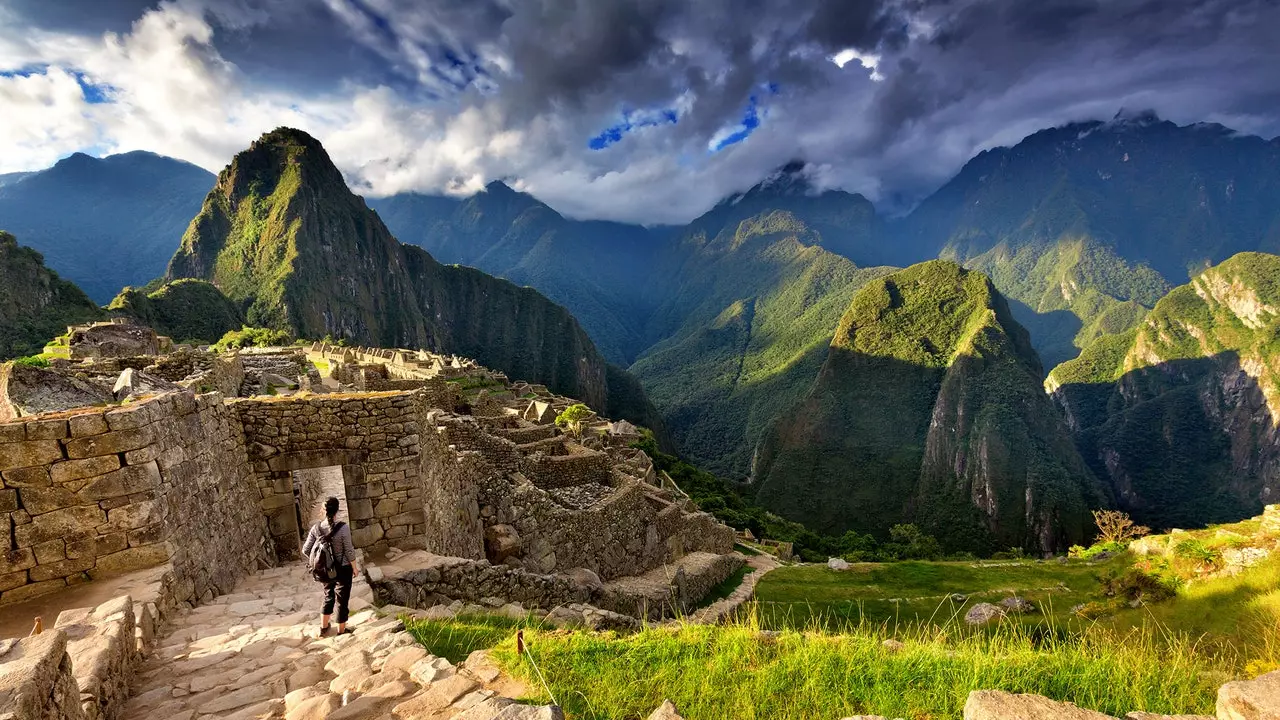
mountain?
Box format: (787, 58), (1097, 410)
(108, 279), (244, 344)
(1048, 252), (1280, 530)
(371, 185), (661, 364)
(629, 171), (896, 477)
(890, 114), (1280, 370)
(0, 231), (102, 360)
(750, 260), (1100, 553)
(0, 151), (214, 303)
(165, 127), (661, 428)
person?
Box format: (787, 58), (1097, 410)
(302, 496), (359, 636)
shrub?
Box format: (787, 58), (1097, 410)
(1093, 509), (1151, 545)
(1172, 539), (1223, 571)
(1102, 567), (1180, 605)
(212, 326), (292, 352)
(12, 355), (49, 368)
(554, 403), (593, 438)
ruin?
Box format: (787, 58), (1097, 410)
(0, 329), (741, 719)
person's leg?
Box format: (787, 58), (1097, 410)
(335, 564), (354, 633)
(322, 579), (337, 633)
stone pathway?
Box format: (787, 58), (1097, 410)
(685, 553), (780, 624)
(119, 563), (558, 720)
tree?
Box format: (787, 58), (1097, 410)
(554, 403), (594, 438)
(1092, 509), (1150, 545)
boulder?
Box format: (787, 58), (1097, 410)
(964, 603), (1006, 626)
(648, 700), (685, 720)
(999, 597), (1038, 615)
(827, 557), (850, 571)
(111, 368), (178, 401)
(0, 362), (111, 421)
(69, 322), (159, 359)
(567, 567), (603, 592)
(581, 605), (641, 633)
(964, 690), (1117, 719)
(1124, 713), (1214, 719)
(1218, 669), (1280, 720)
(485, 524), (522, 563)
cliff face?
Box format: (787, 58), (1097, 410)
(751, 260), (1099, 552)
(1049, 252), (1280, 528)
(166, 128), (656, 426)
(0, 231), (102, 360)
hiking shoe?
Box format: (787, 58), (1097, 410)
(319, 625), (334, 637)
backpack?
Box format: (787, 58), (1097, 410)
(309, 521), (345, 583)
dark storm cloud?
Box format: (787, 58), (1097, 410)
(3, 0), (1279, 222)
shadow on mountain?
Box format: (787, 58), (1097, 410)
(1005, 296), (1084, 373)
(751, 346), (1100, 555)
(1053, 351), (1273, 531)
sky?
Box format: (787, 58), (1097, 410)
(1, 0), (1278, 224)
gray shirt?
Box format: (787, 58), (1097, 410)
(303, 519), (356, 567)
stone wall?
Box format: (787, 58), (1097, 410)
(233, 391), (426, 553)
(0, 391), (273, 607)
(0, 630), (85, 720)
(54, 595), (135, 720)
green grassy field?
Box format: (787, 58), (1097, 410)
(753, 558), (1121, 630)
(406, 611), (1220, 720)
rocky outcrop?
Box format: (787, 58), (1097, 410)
(68, 323), (160, 360)
(964, 690), (1120, 719)
(1050, 253), (1280, 529)
(752, 261), (1100, 552)
(0, 630), (85, 720)
(1218, 670), (1280, 720)
(164, 127), (662, 431)
(0, 362), (111, 421)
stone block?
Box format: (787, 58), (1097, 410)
(103, 403), (154, 431)
(123, 445), (161, 465)
(106, 500), (160, 530)
(66, 533), (126, 560)
(0, 488), (16, 512)
(261, 493), (295, 510)
(28, 555), (95, 582)
(350, 524), (384, 548)
(0, 422), (23, 443)
(348, 498), (373, 521)
(50, 456), (121, 486)
(0, 578), (66, 604)
(0, 629), (84, 720)
(2, 466), (50, 487)
(390, 510), (424, 527)
(0, 440), (63, 472)
(64, 427), (154, 459)
(0, 569), (27, 592)
(126, 523), (165, 547)
(373, 498), (399, 517)
(76, 461), (160, 501)
(14, 506), (105, 547)
(19, 486), (77, 515)
(69, 413), (109, 438)
(0, 547), (35, 574)
(25, 418), (68, 440)
(32, 539), (66, 564)
(90, 544), (170, 578)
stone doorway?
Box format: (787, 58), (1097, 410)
(257, 450), (368, 562)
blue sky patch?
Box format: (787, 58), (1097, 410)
(709, 95), (762, 152)
(74, 72), (112, 104)
(589, 107), (679, 150)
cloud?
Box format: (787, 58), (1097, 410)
(0, 0), (1278, 224)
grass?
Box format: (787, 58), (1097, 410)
(409, 611), (1221, 720)
(753, 558), (1122, 630)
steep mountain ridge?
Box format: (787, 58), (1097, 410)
(1049, 252), (1280, 529)
(891, 115), (1280, 369)
(0, 151), (214, 302)
(166, 128), (662, 429)
(0, 231), (102, 360)
(751, 260), (1100, 552)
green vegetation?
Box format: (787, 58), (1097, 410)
(554, 403), (593, 437)
(12, 354), (50, 368)
(750, 260), (1099, 553)
(1049, 252), (1280, 530)
(754, 558), (1122, 629)
(211, 326), (292, 351)
(108, 279), (243, 343)
(0, 230), (102, 361)
(165, 127), (664, 432)
(406, 609), (1220, 719)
